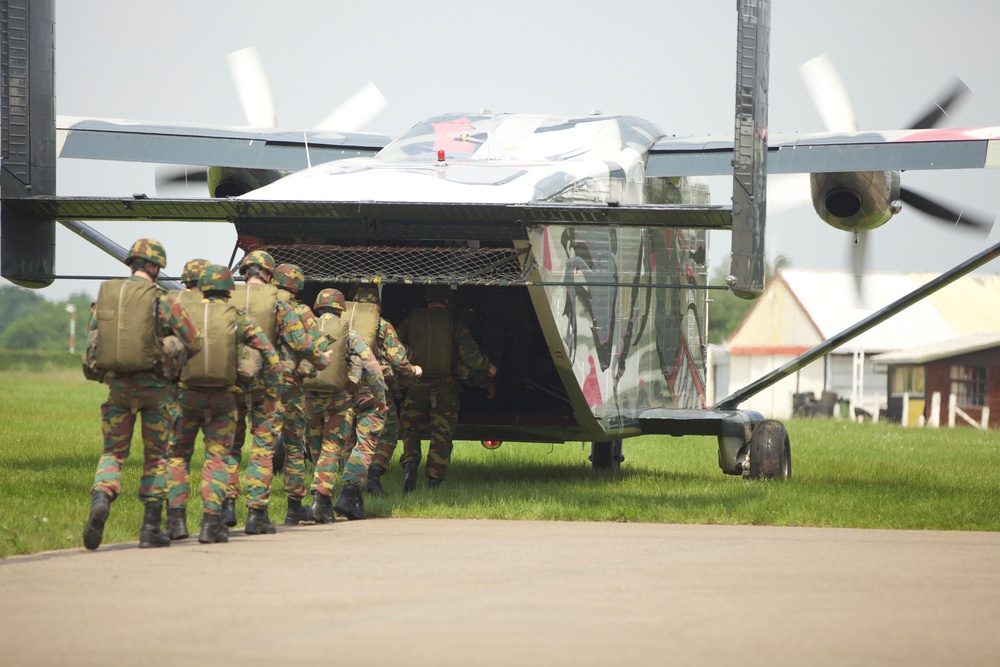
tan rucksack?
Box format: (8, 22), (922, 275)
(303, 315), (350, 393)
(344, 301), (379, 349)
(230, 283), (288, 345)
(180, 300), (239, 387)
(407, 308), (453, 376)
(94, 279), (162, 372)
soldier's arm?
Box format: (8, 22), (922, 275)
(454, 320), (493, 374)
(159, 293), (203, 353)
(277, 302), (331, 367)
(381, 319), (418, 378)
(243, 314), (282, 400)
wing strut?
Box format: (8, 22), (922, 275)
(727, 0), (771, 299)
(60, 220), (183, 290)
(714, 240), (1000, 409)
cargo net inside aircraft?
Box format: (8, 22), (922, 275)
(250, 245), (533, 286)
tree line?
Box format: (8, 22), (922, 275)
(0, 284), (93, 352)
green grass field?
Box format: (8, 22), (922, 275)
(1, 370), (998, 557)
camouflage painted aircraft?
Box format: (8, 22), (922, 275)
(4, 0), (999, 477)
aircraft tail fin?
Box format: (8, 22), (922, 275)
(727, 0), (770, 300)
(1, 0), (57, 288)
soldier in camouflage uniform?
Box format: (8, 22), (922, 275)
(305, 289), (378, 522)
(165, 265), (282, 544)
(333, 312), (389, 520)
(397, 285), (496, 491)
(351, 284), (423, 498)
(271, 263), (321, 525)
(82, 238), (202, 551)
(225, 250), (332, 535)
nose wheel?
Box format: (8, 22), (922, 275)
(590, 439), (623, 471)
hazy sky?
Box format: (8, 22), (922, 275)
(13, 0), (1000, 301)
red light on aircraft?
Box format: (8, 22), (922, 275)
(437, 149), (445, 162)
(481, 439), (502, 450)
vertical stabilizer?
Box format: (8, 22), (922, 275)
(1, 0), (56, 288)
(728, 0), (770, 300)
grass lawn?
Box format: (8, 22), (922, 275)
(1, 370), (998, 557)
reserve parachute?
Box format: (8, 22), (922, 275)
(94, 279), (161, 372)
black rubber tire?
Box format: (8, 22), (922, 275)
(748, 420), (792, 480)
(590, 440), (623, 471)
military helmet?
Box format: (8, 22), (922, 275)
(273, 264), (305, 293)
(180, 258), (211, 285)
(238, 249), (276, 275)
(199, 264), (236, 293)
(423, 284), (453, 305)
(353, 284), (381, 305)
(315, 288), (346, 313)
(125, 238), (167, 269)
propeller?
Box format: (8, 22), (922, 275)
(155, 47), (387, 196)
(797, 55), (989, 297)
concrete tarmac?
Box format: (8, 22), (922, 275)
(1, 519), (998, 666)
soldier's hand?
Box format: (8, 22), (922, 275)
(413, 365), (423, 378)
(487, 363), (498, 378)
(318, 349), (334, 369)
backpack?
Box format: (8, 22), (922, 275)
(407, 308), (453, 376)
(303, 315), (350, 392)
(344, 301), (379, 350)
(230, 283), (286, 345)
(180, 300), (240, 387)
(94, 279), (161, 372)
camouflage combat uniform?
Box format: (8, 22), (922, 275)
(398, 304), (493, 485)
(82, 238), (202, 551)
(226, 289), (328, 513)
(166, 275), (281, 541)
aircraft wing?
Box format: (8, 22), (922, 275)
(648, 126), (1000, 176)
(8, 196), (732, 240)
(56, 117), (391, 170)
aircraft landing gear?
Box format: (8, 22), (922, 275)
(590, 439), (623, 471)
(746, 420), (792, 480)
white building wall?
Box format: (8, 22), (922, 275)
(728, 354), (827, 419)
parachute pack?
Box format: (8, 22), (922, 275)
(230, 283), (289, 345)
(344, 301), (379, 350)
(94, 279), (162, 372)
(407, 308), (453, 376)
(303, 315), (351, 393)
(181, 300), (240, 387)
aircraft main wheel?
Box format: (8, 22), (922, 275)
(748, 420), (792, 480)
(272, 433), (285, 475)
(590, 440), (623, 471)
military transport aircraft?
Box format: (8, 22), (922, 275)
(4, 0), (1000, 478)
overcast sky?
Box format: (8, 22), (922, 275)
(14, 0), (1000, 301)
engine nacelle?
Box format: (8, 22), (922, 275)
(208, 167), (289, 198)
(810, 171), (902, 232)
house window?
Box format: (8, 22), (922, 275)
(950, 366), (987, 408)
(890, 365), (925, 395)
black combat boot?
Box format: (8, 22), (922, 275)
(139, 503), (170, 548)
(402, 461), (419, 494)
(427, 477), (444, 490)
(333, 484), (367, 520)
(83, 490), (112, 551)
(312, 491), (335, 524)
(284, 497), (315, 525)
(198, 512), (229, 544)
(166, 507), (189, 540)
(364, 464), (387, 497)
(245, 507), (277, 535)
(220, 497), (237, 528)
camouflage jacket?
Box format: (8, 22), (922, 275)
(86, 274), (203, 385)
(349, 329), (386, 402)
(378, 317), (418, 384)
(248, 297), (327, 392)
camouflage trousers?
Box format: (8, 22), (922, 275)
(280, 382), (310, 500)
(92, 373), (171, 506)
(166, 388), (236, 515)
(400, 378), (459, 481)
(369, 396), (402, 471)
(306, 391), (354, 497)
(229, 387), (281, 509)
(341, 391), (388, 487)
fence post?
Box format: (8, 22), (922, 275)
(948, 393), (957, 428)
(930, 392), (941, 428)
(902, 393), (910, 428)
